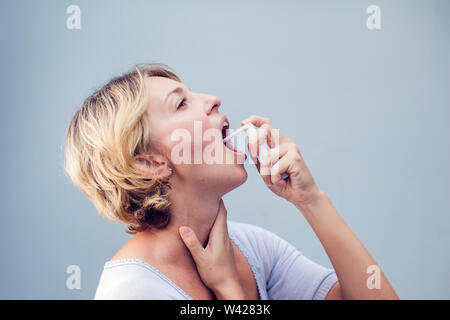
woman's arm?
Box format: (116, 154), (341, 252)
(213, 279), (248, 300)
(292, 186), (399, 299)
(241, 115), (399, 300)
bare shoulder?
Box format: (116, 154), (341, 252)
(110, 235), (147, 261)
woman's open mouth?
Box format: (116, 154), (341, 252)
(221, 121), (247, 160)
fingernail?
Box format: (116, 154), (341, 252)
(179, 226), (191, 236)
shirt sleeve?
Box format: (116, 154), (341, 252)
(250, 224), (338, 300)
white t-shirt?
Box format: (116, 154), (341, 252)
(94, 220), (338, 300)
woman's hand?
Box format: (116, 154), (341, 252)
(241, 116), (400, 300)
(178, 199), (248, 300)
(241, 115), (322, 207)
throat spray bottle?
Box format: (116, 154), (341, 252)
(223, 123), (289, 180)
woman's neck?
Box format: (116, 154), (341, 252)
(133, 183), (223, 269)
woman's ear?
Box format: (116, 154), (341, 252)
(135, 153), (172, 179)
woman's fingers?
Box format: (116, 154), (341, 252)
(178, 200), (241, 295)
(270, 149), (296, 185)
(243, 115), (284, 161)
(179, 199), (228, 257)
(179, 226), (204, 259)
(258, 143), (295, 185)
(257, 123), (275, 149)
(259, 159), (273, 186)
(241, 115), (272, 128)
(248, 124), (276, 163)
(242, 115), (272, 159)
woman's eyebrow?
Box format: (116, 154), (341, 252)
(164, 86), (190, 104)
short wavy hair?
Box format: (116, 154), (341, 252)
(64, 63), (180, 234)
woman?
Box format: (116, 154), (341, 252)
(64, 63), (399, 300)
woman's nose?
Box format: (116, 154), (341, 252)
(204, 94), (221, 115)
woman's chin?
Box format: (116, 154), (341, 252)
(220, 165), (248, 193)
(190, 164), (248, 195)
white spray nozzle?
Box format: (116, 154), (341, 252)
(222, 123), (254, 143)
(223, 123), (289, 180)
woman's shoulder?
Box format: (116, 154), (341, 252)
(94, 259), (189, 300)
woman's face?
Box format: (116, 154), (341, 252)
(145, 76), (247, 195)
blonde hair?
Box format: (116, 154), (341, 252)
(64, 63), (180, 233)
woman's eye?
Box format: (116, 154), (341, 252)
(177, 98), (187, 110)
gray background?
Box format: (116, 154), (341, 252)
(0, 0), (449, 299)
